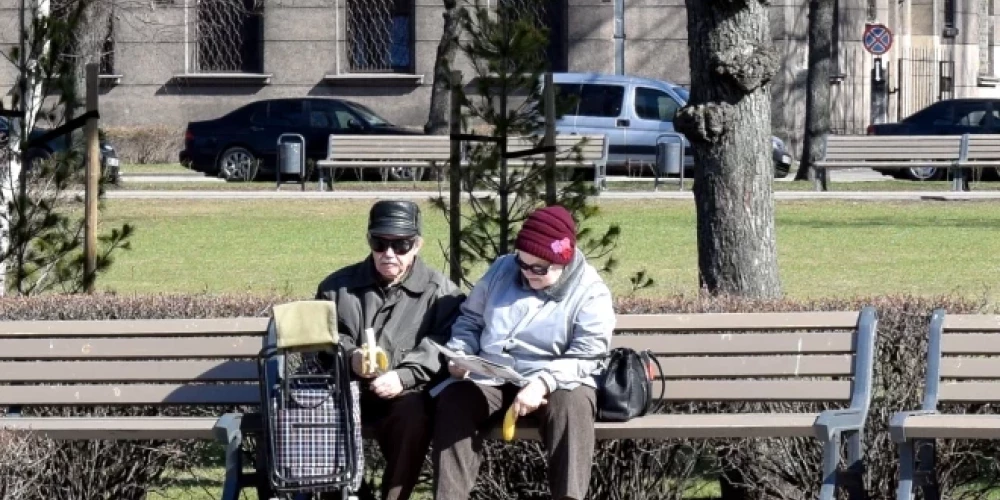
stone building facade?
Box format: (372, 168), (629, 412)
(0, 0), (995, 155)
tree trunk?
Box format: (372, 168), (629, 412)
(424, 0), (460, 135)
(796, 0), (834, 181)
(674, 0), (782, 299)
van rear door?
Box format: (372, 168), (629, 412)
(573, 83), (627, 167)
(626, 85), (683, 171)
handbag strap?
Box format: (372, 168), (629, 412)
(643, 349), (667, 411)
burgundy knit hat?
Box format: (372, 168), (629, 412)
(515, 205), (577, 265)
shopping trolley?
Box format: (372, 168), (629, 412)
(258, 301), (364, 500)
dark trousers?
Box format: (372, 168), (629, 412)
(360, 388), (433, 500)
(431, 381), (597, 500)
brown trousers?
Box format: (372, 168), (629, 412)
(431, 381), (597, 500)
(359, 388), (433, 500)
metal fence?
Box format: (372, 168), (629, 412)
(192, 0), (263, 73)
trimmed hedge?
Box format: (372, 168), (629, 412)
(1, 293), (998, 499)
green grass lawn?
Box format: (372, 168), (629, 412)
(94, 198), (1000, 302)
(120, 163), (194, 175)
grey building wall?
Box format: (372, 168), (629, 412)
(0, 0), (995, 161)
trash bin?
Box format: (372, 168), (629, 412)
(656, 141), (681, 176)
(279, 141), (302, 176)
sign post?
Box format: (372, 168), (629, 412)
(863, 23), (893, 126)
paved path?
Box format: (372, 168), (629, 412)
(102, 190), (1000, 201)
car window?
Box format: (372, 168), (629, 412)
(554, 83), (581, 115)
(310, 100), (362, 130)
(952, 102), (988, 128)
(268, 100), (307, 128)
(342, 101), (392, 127)
(634, 87), (680, 122)
(577, 84), (624, 118)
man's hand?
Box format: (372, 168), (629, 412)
(351, 349), (377, 378)
(371, 371), (404, 399)
(448, 360), (469, 379)
(512, 379), (549, 417)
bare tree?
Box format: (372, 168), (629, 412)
(796, 0), (835, 182)
(674, 0), (781, 298)
(425, 0), (462, 135)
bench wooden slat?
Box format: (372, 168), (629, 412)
(0, 416), (219, 440)
(0, 337), (262, 359)
(940, 357), (1000, 379)
(499, 413), (820, 440)
(0, 383), (259, 405)
(657, 355), (854, 378)
(938, 382), (1000, 403)
(0, 360), (258, 382)
(615, 312), (859, 331)
(898, 414), (1000, 440)
(0, 318), (269, 337)
(614, 332), (855, 355)
(941, 333), (1000, 354)
(942, 315), (1000, 332)
(659, 380), (851, 402)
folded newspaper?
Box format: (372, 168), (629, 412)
(430, 341), (527, 384)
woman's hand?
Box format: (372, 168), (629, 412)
(448, 360), (469, 379)
(371, 371), (404, 399)
(512, 379), (549, 417)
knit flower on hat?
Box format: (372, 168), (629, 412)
(550, 237), (573, 261)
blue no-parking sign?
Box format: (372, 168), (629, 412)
(863, 23), (893, 56)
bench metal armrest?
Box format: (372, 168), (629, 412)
(889, 409), (940, 443)
(213, 412), (243, 445)
(814, 408), (866, 442)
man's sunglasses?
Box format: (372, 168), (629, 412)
(514, 254), (551, 276)
(368, 236), (416, 255)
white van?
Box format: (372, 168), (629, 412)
(550, 72), (792, 178)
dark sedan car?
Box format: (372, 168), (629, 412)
(180, 98), (423, 181)
(867, 98), (1000, 180)
(0, 116), (120, 183)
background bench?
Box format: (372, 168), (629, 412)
(1, 308), (877, 500)
(0, 318), (267, 500)
(315, 133), (609, 190)
(890, 309), (1000, 500)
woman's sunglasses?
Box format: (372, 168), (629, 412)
(368, 236), (416, 255)
(514, 254), (551, 276)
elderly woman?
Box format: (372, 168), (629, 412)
(430, 205), (616, 500)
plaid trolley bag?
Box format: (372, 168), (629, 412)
(258, 301), (364, 500)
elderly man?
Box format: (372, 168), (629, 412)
(315, 200), (464, 500)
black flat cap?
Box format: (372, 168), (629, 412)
(368, 200), (421, 237)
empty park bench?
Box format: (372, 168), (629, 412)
(890, 309), (1000, 500)
(817, 134), (1000, 191)
(0, 318), (268, 500)
(0, 307), (877, 500)
(315, 133), (609, 190)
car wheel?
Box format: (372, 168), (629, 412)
(388, 165), (425, 182)
(906, 166), (944, 181)
(218, 146), (257, 181)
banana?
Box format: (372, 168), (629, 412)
(502, 405), (518, 441)
(361, 328), (390, 376)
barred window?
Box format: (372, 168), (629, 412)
(99, 13), (115, 75)
(497, 0), (568, 72)
(194, 0), (264, 73)
(346, 0), (413, 73)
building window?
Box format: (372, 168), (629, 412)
(831, 0), (844, 80)
(497, 0), (568, 72)
(99, 13), (115, 75)
(193, 0), (263, 73)
(346, 0), (413, 73)
(944, 0), (957, 29)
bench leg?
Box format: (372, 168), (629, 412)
(220, 425), (244, 500)
(819, 433), (841, 500)
(842, 431), (867, 500)
(916, 439), (940, 500)
(896, 440), (916, 500)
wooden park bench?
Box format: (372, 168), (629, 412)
(0, 307), (877, 500)
(889, 309), (1000, 500)
(315, 133), (609, 190)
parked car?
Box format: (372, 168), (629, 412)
(180, 98), (424, 181)
(0, 116), (120, 184)
(550, 72), (793, 178)
(867, 98), (1000, 180)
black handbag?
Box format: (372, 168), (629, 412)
(594, 348), (665, 422)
